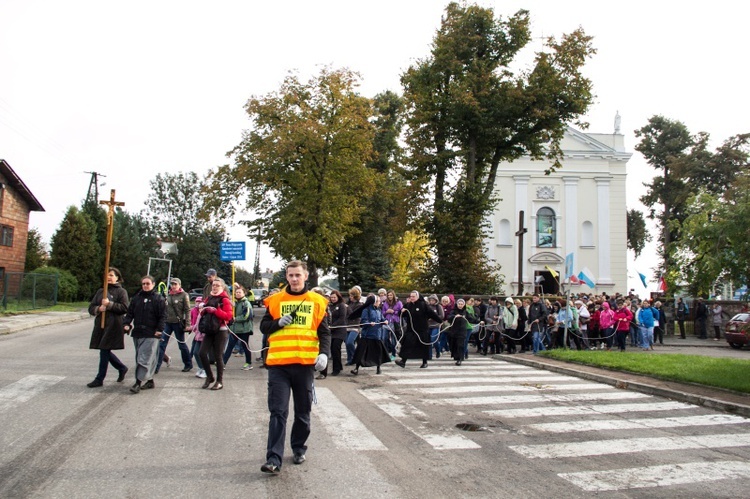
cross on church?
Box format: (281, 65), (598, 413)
(99, 190), (125, 327)
(515, 211), (528, 295)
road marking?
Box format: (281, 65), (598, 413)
(434, 391), (650, 406)
(135, 380), (198, 439)
(415, 383), (610, 395)
(484, 401), (693, 418)
(360, 389), (481, 450)
(314, 387), (387, 451)
(527, 414), (749, 433)
(510, 433), (750, 459)
(559, 461), (750, 492)
(0, 375), (64, 412)
(388, 375), (578, 385)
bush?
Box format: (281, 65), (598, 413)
(25, 267), (79, 302)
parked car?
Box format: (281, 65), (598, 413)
(251, 288), (268, 307)
(188, 288), (203, 301)
(725, 313), (750, 349)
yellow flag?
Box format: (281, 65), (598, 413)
(544, 265), (559, 278)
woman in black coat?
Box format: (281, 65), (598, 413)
(87, 267), (130, 387)
(318, 290), (348, 379)
(448, 299), (470, 365)
(395, 291), (442, 368)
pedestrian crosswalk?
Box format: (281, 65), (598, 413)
(5, 355), (750, 494)
(348, 356), (750, 493)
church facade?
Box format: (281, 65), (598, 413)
(486, 125), (631, 296)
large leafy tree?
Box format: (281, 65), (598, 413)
(673, 140), (750, 295)
(335, 90), (410, 290)
(142, 172), (229, 288)
(110, 209), (157, 294)
(49, 206), (101, 300)
(634, 116), (696, 273)
(206, 67), (377, 286)
(401, 2), (595, 292)
(25, 228), (48, 272)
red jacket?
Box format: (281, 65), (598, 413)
(613, 306), (633, 332)
(204, 291), (234, 327)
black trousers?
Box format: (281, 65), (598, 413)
(199, 329), (228, 383)
(266, 364), (314, 467)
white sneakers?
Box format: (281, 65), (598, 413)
(195, 369), (207, 378)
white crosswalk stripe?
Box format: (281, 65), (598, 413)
(431, 391), (650, 405)
(484, 401), (693, 418)
(559, 461), (750, 492)
(510, 433), (750, 459)
(413, 383), (611, 395)
(314, 387), (387, 450)
(0, 375), (64, 412)
(526, 414), (750, 433)
(387, 375), (578, 385)
(359, 388), (480, 450)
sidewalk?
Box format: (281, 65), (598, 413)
(662, 334), (728, 348)
(0, 310), (89, 335)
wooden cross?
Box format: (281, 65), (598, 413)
(515, 211), (528, 296)
(99, 190), (125, 327)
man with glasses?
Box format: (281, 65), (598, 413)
(123, 275), (167, 394)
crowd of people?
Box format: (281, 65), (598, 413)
(86, 264), (729, 474)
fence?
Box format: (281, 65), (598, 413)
(1, 272), (58, 311)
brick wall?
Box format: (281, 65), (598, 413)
(0, 171), (31, 274)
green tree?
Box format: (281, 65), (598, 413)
(206, 67), (377, 286)
(141, 172), (229, 289)
(49, 206), (100, 300)
(635, 116), (697, 273)
(110, 209), (157, 294)
(626, 209), (651, 258)
(336, 90), (410, 290)
(24, 228), (48, 271)
(401, 3), (595, 292)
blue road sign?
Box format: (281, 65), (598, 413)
(220, 241), (246, 261)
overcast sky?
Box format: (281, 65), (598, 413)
(1, 0), (747, 293)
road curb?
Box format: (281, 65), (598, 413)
(0, 312), (90, 335)
(496, 354), (750, 419)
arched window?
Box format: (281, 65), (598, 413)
(581, 221), (594, 247)
(498, 219), (511, 245)
(536, 207), (556, 248)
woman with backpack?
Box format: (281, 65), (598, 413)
(223, 284), (254, 370)
(198, 277), (234, 390)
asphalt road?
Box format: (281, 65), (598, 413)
(2, 316), (750, 498)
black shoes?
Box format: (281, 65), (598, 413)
(455, 360), (462, 366)
(87, 379), (103, 388)
(210, 382), (223, 390)
(142, 379), (155, 390)
(394, 359), (405, 368)
(202, 379), (213, 389)
(261, 462), (280, 474)
(130, 382), (141, 394)
(420, 362), (428, 369)
(293, 453), (306, 465)
(117, 367), (128, 383)
(350, 368), (358, 376)
(331, 371), (340, 376)
(181, 367), (192, 373)
(376, 366), (381, 374)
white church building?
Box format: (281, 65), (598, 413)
(487, 122), (632, 296)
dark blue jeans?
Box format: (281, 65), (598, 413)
(96, 349), (126, 381)
(156, 322), (192, 371)
(223, 332), (252, 365)
(265, 364), (314, 467)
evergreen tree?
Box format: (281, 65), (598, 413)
(49, 206), (101, 300)
(24, 228), (48, 272)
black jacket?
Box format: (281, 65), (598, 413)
(89, 284), (129, 350)
(527, 300), (548, 332)
(124, 289), (167, 338)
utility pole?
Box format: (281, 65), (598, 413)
(84, 171), (106, 206)
(253, 226), (261, 287)
(515, 211), (528, 296)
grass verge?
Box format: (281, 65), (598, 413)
(539, 349), (750, 394)
(1, 302), (88, 315)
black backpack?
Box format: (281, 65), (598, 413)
(198, 296), (225, 335)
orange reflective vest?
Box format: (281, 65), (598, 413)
(264, 290), (328, 366)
